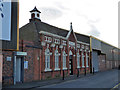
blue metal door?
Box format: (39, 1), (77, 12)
(92, 51), (99, 72)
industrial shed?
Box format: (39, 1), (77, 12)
(90, 36), (120, 72)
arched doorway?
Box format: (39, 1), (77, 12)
(69, 50), (73, 75)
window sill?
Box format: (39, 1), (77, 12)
(77, 66), (81, 68)
(63, 67), (67, 70)
(82, 66), (85, 68)
(54, 68), (60, 71)
(44, 68), (52, 72)
(86, 66), (89, 68)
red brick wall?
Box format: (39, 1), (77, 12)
(2, 32), (91, 86)
(2, 51), (13, 85)
(19, 40), (41, 82)
(98, 55), (106, 71)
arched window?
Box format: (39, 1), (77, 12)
(82, 52), (85, 67)
(45, 48), (52, 71)
(77, 51), (80, 68)
(55, 49), (60, 70)
(31, 13), (35, 18)
(63, 51), (67, 69)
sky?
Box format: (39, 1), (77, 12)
(19, 0), (119, 47)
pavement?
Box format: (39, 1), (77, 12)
(2, 69), (119, 89)
(2, 72), (94, 89)
(37, 69), (119, 89)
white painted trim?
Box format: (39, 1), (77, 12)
(51, 43), (55, 47)
(14, 56), (16, 85)
(40, 31), (90, 46)
(54, 68), (60, 71)
(82, 66), (85, 68)
(41, 41), (46, 46)
(44, 68), (52, 72)
(80, 49), (82, 51)
(15, 52), (27, 56)
(66, 29), (77, 41)
(77, 66), (81, 68)
(63, 67), (67, 70)
(69, 50), (73, 55)
(86, 66), (89, 68)
(39, 31), (67, 40)
(59, 45), (63, 49)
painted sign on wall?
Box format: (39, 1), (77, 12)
(24, 61), (28, 69)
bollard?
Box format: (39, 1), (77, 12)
(84, 68), (86, 76)
(118, 65), (120, 70)
(63, 70), (64, 80)
(77, 68), (79, 77)
(93, 67), (94, 74)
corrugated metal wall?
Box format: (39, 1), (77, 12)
(92, 51), (99, 72)
(101, 42), (119, 61)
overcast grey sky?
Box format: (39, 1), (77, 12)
(19, 0), (119, 47)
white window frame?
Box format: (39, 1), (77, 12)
(54, 50), (60, 70)
(82, 52), (85, 68)
(45, 48), (52, 72)
(63, 51), (67, 70)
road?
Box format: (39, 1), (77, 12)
(37, 69), (119, 89)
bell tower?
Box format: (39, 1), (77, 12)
(29, 6), (41, 22)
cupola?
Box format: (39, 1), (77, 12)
(30, 6), (41, 21)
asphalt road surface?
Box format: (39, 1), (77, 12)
(37, 69), (119, 89)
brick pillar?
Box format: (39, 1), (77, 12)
(42, 46), (45, 80)
(84, 51), (86, 68)
(39, 49), (42, 80)
(0, 55), (2, 89)
(67, 41), (70, 75)
(52, 46), (55, 78)
(88, 51), (90, 72)
(60, 48), (63, 77)
(72, 54), (74, 74)
(75, 50), (77, 75)
(80, 50), (82, 73)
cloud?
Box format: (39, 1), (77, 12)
(39, 7), (63, 21)
(53, 1), (69, 10)
(88, 24), (100, 37)
(78, 14), (100, 23)
(77, 14), (101, 37)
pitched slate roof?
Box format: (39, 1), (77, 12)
(20, 19), (90, 44)
(35, 20), (69, 37)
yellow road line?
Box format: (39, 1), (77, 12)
(111, 83), (120, 90)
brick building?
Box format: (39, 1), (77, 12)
(2, 6), (120, 86)
(2, 7), (91, 86)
